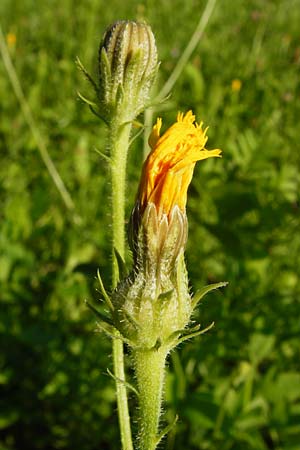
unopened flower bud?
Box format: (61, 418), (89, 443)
(112, 111), (222, 349)
(98, 20), (158, 123)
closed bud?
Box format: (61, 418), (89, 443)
(98, 20), (158, 122)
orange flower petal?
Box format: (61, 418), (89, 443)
(138, 111), (221, 219)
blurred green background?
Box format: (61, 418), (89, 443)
(1, 0), (300, 449)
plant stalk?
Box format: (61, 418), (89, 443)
(109, 117), (133, 450)
(133, 347), (167, 450)
(110, 120), (132, 286)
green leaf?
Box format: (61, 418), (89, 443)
(85, 300), (112, 325)
(113, 248), (128, 279)
(75, 56), (98, 92)
(277, 372), (300, 402)
(97, 269), (114, 311)
(248, 333), (275, 365)
(192, 281), (228, 308)
(89, 106), (108, 124)
(77, 91), (98, 108)
(106, 369), (139, 397)
(154, 415), (178, 446)
(176, 322), (214, 346)
(93, 146), (111, 164)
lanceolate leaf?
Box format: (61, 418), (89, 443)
(154, 415), (178, 447)
(176, 322), (215, 345)
(97, 269), (114, 311)
(85, 300), (113, 325)
(192, 281), (228, 309)
(113, 248), (128, 279)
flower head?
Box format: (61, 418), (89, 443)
(231, 78), (242, 92)
(98, 20), (158, 122)
(137, 111), (221, 220)
(114, 111), (223, 347)
(6, 32), (17, 49)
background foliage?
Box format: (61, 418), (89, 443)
(1, 0), (300, 449)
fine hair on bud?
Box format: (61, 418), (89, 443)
(98, 20), (158, 122)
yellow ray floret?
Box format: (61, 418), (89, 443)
(138, 111), (221, 219)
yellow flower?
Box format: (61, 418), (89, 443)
(138, 111), (221, 220)
(231, 78), (242, 92)
(6, 32), (17, 49)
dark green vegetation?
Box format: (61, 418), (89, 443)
(1, 0), (300, 449)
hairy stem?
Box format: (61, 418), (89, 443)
(133, 347), (167, 450)
(109, 118), (133, 450)
(110, 120), (132, 286)
(113, 337), (133, 450)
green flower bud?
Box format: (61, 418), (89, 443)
(112, 203), (192, 350)
(98, 20), (158, 123)
(130, 203), (188, 275)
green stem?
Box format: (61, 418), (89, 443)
(110, 120), (132, 286)
(133, 347), (167, 450)
(109, 118), (133, 450)
(113, 337), (133, 450)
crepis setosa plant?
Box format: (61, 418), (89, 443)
(80, 19), (227, 450)
(101, 111), (226, 450)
